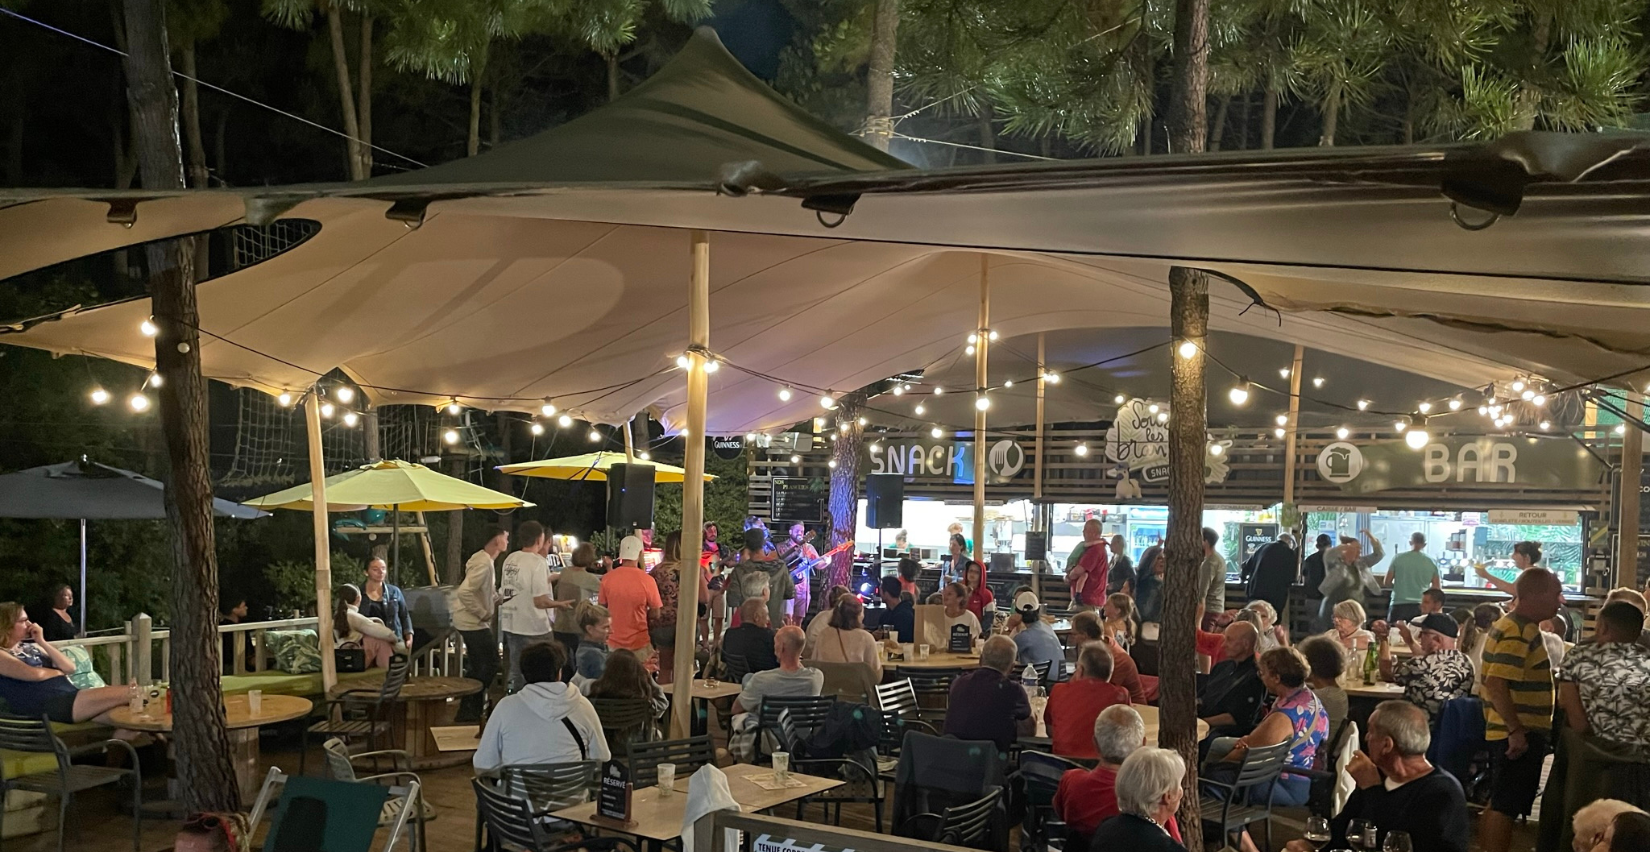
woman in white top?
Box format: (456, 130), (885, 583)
(333, 584), (404, 668)
(811, 596), (882, 672)
(923, 582), (983, 650)
(1323, 598), (1375, 680)
(805, 585), (852, 658)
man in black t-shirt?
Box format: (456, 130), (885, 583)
(721, 599), (780, 674)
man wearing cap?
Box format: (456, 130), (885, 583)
(1380, 612), (1474, 724)
(598, 535), (662, 655)
(1012, 591), (1066, 673)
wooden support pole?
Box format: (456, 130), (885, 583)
(1622, 396), (1643, 589)
(1283, 345), (1304, 506)
(1033, 332), (1046, 597)
(671, 231), (711, 738)
(306, 393), (339, 693)
(973, 255), (990, 566)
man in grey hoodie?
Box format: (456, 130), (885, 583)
(473, 642), (610, 771)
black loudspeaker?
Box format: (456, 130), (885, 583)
(1024, 531), (1048, 561)
(865, 473), (904, 529)
(606, 463), (656, 529)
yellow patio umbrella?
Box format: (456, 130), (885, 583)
(496, 451), (715, 483)
(245, 459), (533, 584)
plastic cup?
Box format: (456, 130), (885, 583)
(657, 762), (676, 796)
(901, 643), (915, 661)
(248, 689), (263, 716)
(918, 644), (931, 660)
(772, 752), (789, 782)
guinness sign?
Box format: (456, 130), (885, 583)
(712, 436), (745, 461)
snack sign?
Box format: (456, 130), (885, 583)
(1104, 399), (1229, 485)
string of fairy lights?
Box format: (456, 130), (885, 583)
(80, 313), (1650, 462)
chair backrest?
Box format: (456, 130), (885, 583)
(320, 738), (359, 781)
(722, 651), (751, 684)
(1131, 640), (1160, 676)
(939, 788), (1002, 848)
(497, 761), (600, 813)
(473, 774), (557, 852)
(376, 654), (412, 703)
(1232, 739), (1292, 787)
(896, 667), (961, 694)
(589, 697), (657, 747)
(0, 715), (65, 762)
(811, 661), (879, 703)
(758, 695), (836, 734)
(875, 678), (921, 717)
(627, 735), (716, 788)
(1018, 751), (1079, 806)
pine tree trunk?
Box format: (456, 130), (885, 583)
(356, 13), (373, 177)
(1262, 87), (1277, 149)
(863, 0), (900, 152)
(977, 104), (996, 164)
(606, 52), (620, 103)
(178, 44), (208, 189)
(827, 394), (866, 590)
(120, 0), (239, 814)
(1163, 0), (1210, 844)
(325, 2), (364, 180)
(1513, 11), (1551, 130)
(467, 47), (487, 157)
(1319, 80), (1340, 147)
(1236, 91), (1251, 149)
(1208, 95), (1230, 150)
(490, 84), (502, 148)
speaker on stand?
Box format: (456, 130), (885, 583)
(606, 463), (656, 530)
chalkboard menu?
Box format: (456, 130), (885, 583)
(771, 477), (826, 524)
(597, 759), (631, 822)
(950, 623), (973, 654)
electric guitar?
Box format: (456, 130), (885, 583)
(781, 534), (855, 582)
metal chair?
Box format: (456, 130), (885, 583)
(894, 667), (960, 724)
(720, 651), (751, 685)
(872, 679), (939, 778)
(302, 652), (411, 775)
(495, 761), (600, 813)
(773, 709), (886, 832)
(248, 766), (420, 852)
(473, 774), (642, 852)
(1199, 739), (1292, 852)
(588, 697), (658, 757)
(906, 788), (1002, 849)
(320, 738), (429, 852)
(757, 695), (836, 741)
(626, 734), (716, 788)
(1016, 751), (1081, 851)
(0, 714), (141, 852)
(1008, 659), (1054, 687)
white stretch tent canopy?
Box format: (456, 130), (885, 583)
(3, 28), (1650, 435)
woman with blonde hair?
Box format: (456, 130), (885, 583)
(811, 596), (881, 671)
(1103, 593), (1138, 648)
(1324, 598), (1375, 674)
(0, 602), (134, 724)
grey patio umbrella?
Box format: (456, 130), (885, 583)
(0, 458), (267, 633)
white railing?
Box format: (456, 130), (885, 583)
(56, 615), (466, 685)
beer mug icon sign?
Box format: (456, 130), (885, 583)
(1316, 442), (1364, 483)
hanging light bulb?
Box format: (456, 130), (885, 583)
(915, 403), (926, 416)
(790, 454), (802, 464)
(639, 452), (651, 461)
(446, 400), (461, 415)
(965, 345), (975, 356)
(902, 383), (912, 392)
(1274, 427), (1286, 438)
(1539, 420), (1551, 431)
(931, 426), (944, 439)
(1521, 388), (1534, 401)
(988, 330), (998, 341)
(1489, 405), (1503, 417)
(1177, 340), (1198, 359)
(892, 385), (904, 396)
(1275, 414), (1289, 426)
(870, 442), (882, 453)
(1418, 401), (1432, 414)
(588, 429), (602, 442)
(1312, 377), (1326, 388)
(443, 429), (460, 444)
(1405, 425), (1430, 449)
(1394, 419), (1408, 433)
(140, 318), (158, 337)
(675, 354), (691, 370)
(1114, 394), (1126, 405)
(1209, 443), (1224, 456)
(1477, 405), (1489, 416)
(681, 428), (691, 437)
(1616, 423), (1628, 435)
(1449, 398), (1463, 411)
(1335, 426), (1350, 439)
(1156, 411), (1169, 423)
(1279, 368), (1291, 378)
(343, 411), (360, 427)
(1147, 403), (1160, 415)
(557, 414), (573, 428)
(1044, 372), (1060, 384)
(778, 387), (793, 402)
(541, 402), (557, 417)
(839, 421), (850, 433)
(820, 395), (837, 410)
(933, 386), (945, 395)
(530, 422), (545, 436)
(1532, 394), (1546, 407)
(967, 333), (978, 345)
(1357, 399), (1370, 411)
(1004, 380), (1014, 388)
(335, 386), (355, 404)
(1075, 443), (1090, 457)
(746, 433), (757, 441)
(277, 392), (293, 407)
(1227, 380), (1250, 406)
(857, 417), (868, 427)
(89, 388), (110, 405)
(148, 373), (163, 388)
(975, 394), (991, 411)
(1511, 379), (1526, 392)
(703, 359), (719, 374)
(320, 402), (335, 418)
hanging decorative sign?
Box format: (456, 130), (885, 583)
(771, 477), (826, 523)
(712, 436), (745, 460)
(1314, 436), (1604, 494)
(1486, 509), (1577, 525)
(1240, 523), (1279, 562)
(1103, 399), (1230, 485)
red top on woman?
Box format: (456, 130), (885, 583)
(964, 564), (994, 621)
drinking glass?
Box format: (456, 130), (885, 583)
(1382, 832), (1412, 852)
(248, 689), (264, 716)
(901, 643), (915, 661)
(656, 762), (676, 797)
(772, 751), (789, 783)
(1347, 820), (1374, 852)
(1304, 816), (1333, 851)
(918, 643), (931, 661)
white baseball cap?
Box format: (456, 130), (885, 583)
(1014, 591), (1040, 613)
(618, 535), (645, 562)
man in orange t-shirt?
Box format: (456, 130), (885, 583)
(599, 535), (662, 654)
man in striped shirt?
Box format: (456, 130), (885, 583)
(1479, 568), (1565, 852)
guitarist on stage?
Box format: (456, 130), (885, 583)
(778, 523), (824, 626)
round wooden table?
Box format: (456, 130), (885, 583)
(1136, 705), (1211, 745)
(108, 693), (311, 800)
(884, 650), (982, 670)
(329, 674), (483, 769)
(1344, 681), (1406, 700)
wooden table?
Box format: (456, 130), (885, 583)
(551, 764), (843, 843)
(108, 693), (311, 801)
(692, 679), (742, 701)
(884, 650), (982, 670)
(1344, 681), (1406, 700)
(1023, 705), (1210, 755)
(333, 674), (483, 769)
